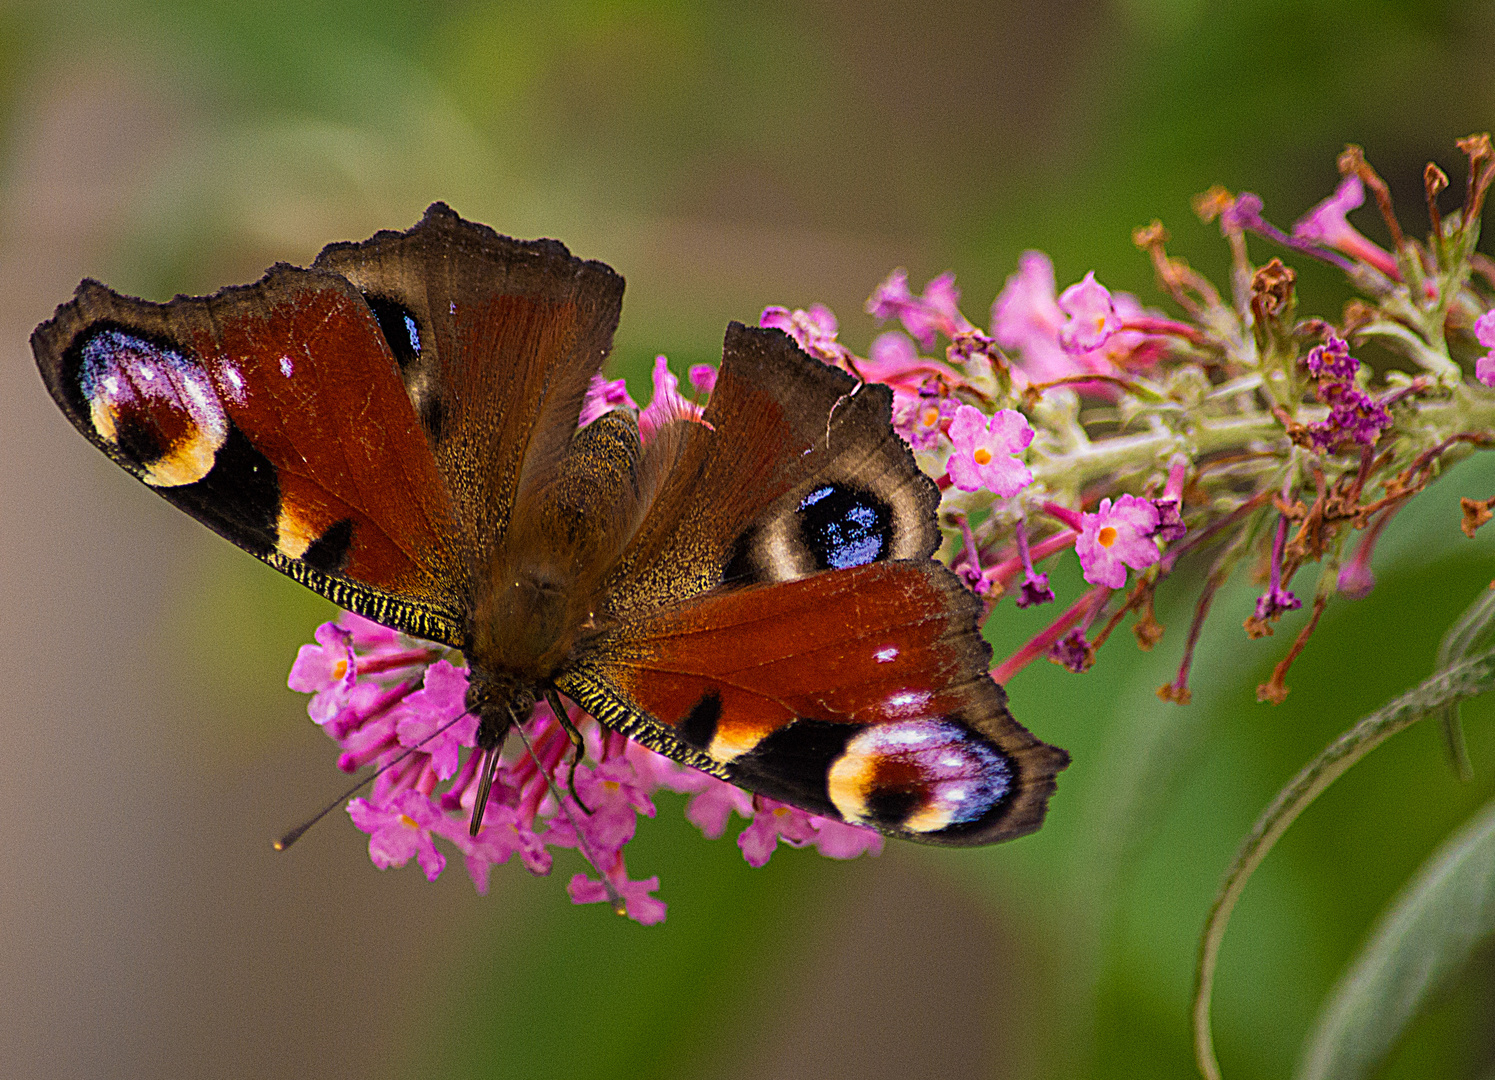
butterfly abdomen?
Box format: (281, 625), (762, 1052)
(469, 409), (645, 681)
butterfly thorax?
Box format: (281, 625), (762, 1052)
(464, 410), (647, 745)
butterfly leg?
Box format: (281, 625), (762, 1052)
(544, 687), (592, 814)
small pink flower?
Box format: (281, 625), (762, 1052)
(760, 304), (848, 362)
(891, 382), (958, 452)
(946, 405), (1034, 495)
(1075, 495), (1161, 588)
(992, 253), (1155, 383)
(443, 804), (553, 892)
(1292, 175), (1401, 280)
(568, 852), (667, 925)
(1474, 310), (1495, 387)
(337, 610), (402, 649)
(1307, 383), (1392, 451)
(1305, 336), (1359, 382)
(637, 355), (707, 442)
(570, 758), (657, 852)
(866, 269), (974, 350)
(287, 621), (358, 723)
(738, 798), (819, 867)
(866, 330), (920, 378)
(991, 252), (1069, 381)
(808, 817), (883, 859)
(578, 373), (639, 427)
(391, 660), (475, 780)
(685, 776), (755, 839)
(623, 741), (702, 794)
(1047, 628), (1094, 673)
(863, 333), (965, 451)
(348, 789), (448, 882)
(1057, 272), (1120, 353)
(688, 364), (717, 394)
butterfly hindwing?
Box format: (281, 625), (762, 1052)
(563, 559), (1067, 845)
(32, 267), (472, 645)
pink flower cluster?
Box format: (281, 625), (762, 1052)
(288, 612), (882, 924)
(1300, 336), (1392, 451)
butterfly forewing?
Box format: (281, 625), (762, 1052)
(601, 322), (942, 621)
(33, 267), (472, 644)
(311, 203), (625, 559)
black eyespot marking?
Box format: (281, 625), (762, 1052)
(364, 294), (445, 445)
(797, 483), (893, 571)
(168, 424), (280, 557)
(728, 718), (860, 817)
(679, 690), (721, 750)
(864, 787), (922, 828)
(420, 394), (445, 446)
(721, 525), (766, 586)
(364, 295), (423, 372)
(303, 518), (355, 574)
(112, 412), (166, 467)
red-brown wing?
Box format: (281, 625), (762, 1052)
(32, 267), (470, 644)
(561, 560), (1068, 846)
(311, 203), (625, 559)
(598, 322), (941, 622)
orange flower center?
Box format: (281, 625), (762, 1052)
(973, 447), (992, 465)
(921, 407), (939, 428)
(1097, 525), (1118, 548)
(399, 814), (420, 830)
(332, 659), (349, 680)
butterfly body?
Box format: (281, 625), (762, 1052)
(34, 203), (1067, 847)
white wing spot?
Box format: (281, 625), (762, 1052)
(882, 691), (932, 719)
(279, 356), (294, 377)
(873, 645), (899, 663)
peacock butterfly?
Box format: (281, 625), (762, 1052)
(32, 203), (1067, 846)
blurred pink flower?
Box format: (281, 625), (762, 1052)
(992, 252), (1158, 383)
(1292, 175), (1401, 280)
(1057, 272), (1121, 353)
(761, 303), (850, 362)
(867, 269), (974, 350)
(1474, 310), (1495, 387)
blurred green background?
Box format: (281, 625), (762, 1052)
(3, 1), (1495, 1077)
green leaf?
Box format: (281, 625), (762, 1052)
(1191, 630), (1495, 1080)
(1294, 793), (1495, 1080)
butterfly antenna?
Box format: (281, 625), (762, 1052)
(544, 686), (591, 814)
(511, 718), (627, 917)
(274, 706), (473, 852)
